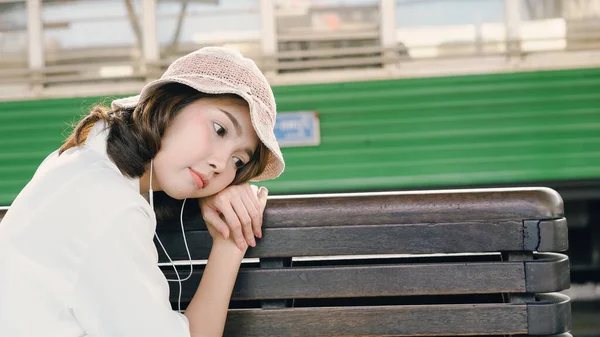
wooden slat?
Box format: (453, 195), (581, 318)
(222, 304), (528, 337)
(158, 188), (564, 232)
(167, 262), (526, 302)
(157, 220), (524, 260)
(166, 253), (569, 302)
(262, 188), (563, 228)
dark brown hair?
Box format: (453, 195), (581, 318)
(60, 82), (270, 221)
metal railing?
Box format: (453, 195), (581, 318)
(0, 0), (599, 100)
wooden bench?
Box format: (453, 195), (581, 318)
(156, 187), (572, 336)
(0, 187), (572, 336)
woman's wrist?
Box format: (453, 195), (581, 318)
(211, 237), (247, 258)
(185, 230), (247, 336)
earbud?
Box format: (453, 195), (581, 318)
(149, 159), (194, 312)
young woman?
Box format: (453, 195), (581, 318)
(0, 47), (285, 337)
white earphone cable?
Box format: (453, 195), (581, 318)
(149, 159), (194, 312)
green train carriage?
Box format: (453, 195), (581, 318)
(1, 66), (599, 280)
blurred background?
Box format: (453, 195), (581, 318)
(0, 0), (599, 334)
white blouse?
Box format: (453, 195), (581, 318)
(0, 122), (191, 336)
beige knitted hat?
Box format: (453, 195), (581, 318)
(111, 47), (284, 181)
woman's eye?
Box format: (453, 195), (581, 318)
(213, 123), (226, 137)
(233, 157), (245, 169)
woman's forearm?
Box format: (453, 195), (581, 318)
(184, 239), (246, 337)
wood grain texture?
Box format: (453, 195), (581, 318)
(263, 188), (563, 227)
(222, 304), (528, 336)
(157, 220), (524, 261)
(166, 262), (527, 302)
(158, 188), (563, 232)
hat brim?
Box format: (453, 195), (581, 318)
(111, 77), (285, 182)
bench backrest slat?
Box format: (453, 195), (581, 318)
(223, 304), (530, 336)
(164, 252), (569, 302)
(157, 219), (568, 260)
(159, 188), (564, 232)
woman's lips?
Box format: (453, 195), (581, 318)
(189, 168), (209, 189)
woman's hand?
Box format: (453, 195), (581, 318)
(199, 183), (269, 251)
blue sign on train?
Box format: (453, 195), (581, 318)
(273, 111), (321, 147)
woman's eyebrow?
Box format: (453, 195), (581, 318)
(219, 108), (242, 136)
(218, 108), (254, 159)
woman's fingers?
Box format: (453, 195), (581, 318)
(254, 186), (269, 238)
(200, 184), (268, 251)
(231, 197), (256, 247)
(244, 187), (263, 238)
(201, 206), (229, 239)
(258, 186), (269, 207)
(217, 199), (247, 251)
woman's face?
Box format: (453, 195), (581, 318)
(150, 97), (259, 199)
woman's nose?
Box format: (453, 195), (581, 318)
(208, 153), (228, 173)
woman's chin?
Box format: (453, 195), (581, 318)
(160, 185), (191, 200)
(164, 185), (217, 200)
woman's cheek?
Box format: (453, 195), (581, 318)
(214, 171), (235, 193)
